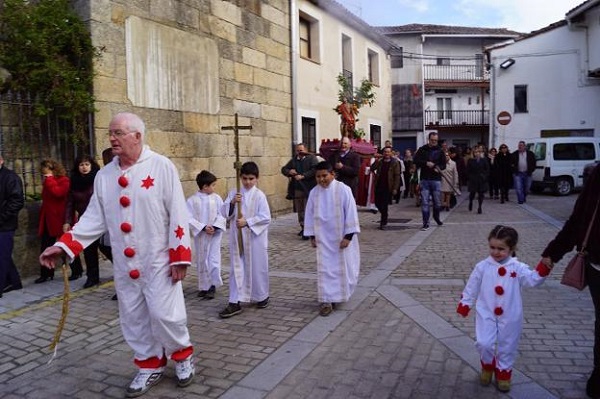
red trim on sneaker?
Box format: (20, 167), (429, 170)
(481, 358), (496, 371)
(134, 356), (167, 369)
(171, 346), (194, 361)
(495, 368), (512, 381)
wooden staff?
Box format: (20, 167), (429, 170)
(48, 262), (70, 363)
(222, 113), (252, 255)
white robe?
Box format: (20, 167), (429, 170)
(221, 186), (270, 303)
(54, 146), (193, 363)
(304, 179), (361, 303)
(459, 256), (547, 371)
(187, 191), (226, 291)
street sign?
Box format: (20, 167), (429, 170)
(497, 111), (512, 126)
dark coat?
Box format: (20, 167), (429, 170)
(372, 158), (401, 193)
(509, 150), (536, 175)
(495, 152), (513, 189)
(413, 143), (446, 181)
(542, 164), (600, 264)
(0, 166), (24, 232)
(467, 157), (490, 193)
(329, 150), (361, 197)
(281, 154), (319, 194)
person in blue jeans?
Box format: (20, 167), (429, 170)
(509, 141), (536, 204)
(413, 132), (446, 230)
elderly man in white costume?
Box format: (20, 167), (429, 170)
(304, 161), (360, 317)
(40, 112), (194, 398)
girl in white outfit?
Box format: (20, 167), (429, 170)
(456, 225), (553, 392)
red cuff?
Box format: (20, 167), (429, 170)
(171, 346), (193, 361)
(58, 233), (84, 257)
(169, 245), (192, 263)
(456, 302), (470, 317)
(134, 355), (167, 369)
(535, 261), (551, 277)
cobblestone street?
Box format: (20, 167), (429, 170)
(0, 192), (591, 399)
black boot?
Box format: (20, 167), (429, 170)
(587, 368), (600, 398)
(433, 208), (443, 226)
(468, 201), (473, 211)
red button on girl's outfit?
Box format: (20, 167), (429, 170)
(124, 247), (136, 257)
(498, 267), (507, 277)
(121, 222), (132, 233)
(118, 176), (129, 187)
(494, 307), (504, 316)
(120, 196), (131, 207)
(495, 286), (504, 295)
(129, 269), (140, 279)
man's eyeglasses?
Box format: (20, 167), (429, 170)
(108, 129), (132, 138)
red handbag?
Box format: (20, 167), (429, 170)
(560, 198), (600, 290)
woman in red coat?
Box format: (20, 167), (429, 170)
(35, 159), (70, 283)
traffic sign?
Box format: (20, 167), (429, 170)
(497, 111), (512, 126)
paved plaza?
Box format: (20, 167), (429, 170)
(0, 191), (592, 399)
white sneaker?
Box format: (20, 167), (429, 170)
(125, 367), (164, 397)
(175, 357), (195, 387)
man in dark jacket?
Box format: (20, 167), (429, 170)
(281, 143), (318, 238)
(0, 153), (25, 297)
(329, 136), (361, 199)
(509, 141), (536, 204)
(413, 132), (446, 230)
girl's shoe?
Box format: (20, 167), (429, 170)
(496, 379), (511, 392)
(495, 369), (512, 392)
(480, 368), (493, 386)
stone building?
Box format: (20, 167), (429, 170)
(73, 0), (293, 211)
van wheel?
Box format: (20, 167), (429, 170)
(554, 178), (572, 196)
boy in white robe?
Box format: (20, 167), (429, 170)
(219, 161), (271, 318)
(187, 170), (226, 299)
(304, 161), (361, 317)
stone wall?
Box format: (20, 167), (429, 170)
(14, 0), (295, 279)
(78, 0), (293, 211)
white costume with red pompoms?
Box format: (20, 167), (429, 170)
(54, 146), (193, 367)
(457, 256), (550, 376)
(187, 191), (226, 291)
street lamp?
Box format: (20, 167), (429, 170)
(500, 58), (515, 69)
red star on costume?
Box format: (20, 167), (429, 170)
(174, 225), (185, 240)
(510, 271), (517, 278)
(141, 175), (155, 189)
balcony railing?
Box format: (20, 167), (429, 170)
(425, 110), (489, 126)
(424, 64), (489, 81)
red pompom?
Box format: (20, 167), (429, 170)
(118, 175), (129, 187)
(124, 247), (136, 258)
(494, 307), (503, 316)
(120, 196), (131, 207)
(129, 269), (140, 279)
(456, 303), (470, 317)
(495, 286), (504, 295)
(120, 222), (132, 233)
(498, 267), (506, 276)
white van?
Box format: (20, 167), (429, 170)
(527, 137), (600, 195)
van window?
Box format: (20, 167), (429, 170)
(553, 143), (595, 160)
(529, 143), (546, 161)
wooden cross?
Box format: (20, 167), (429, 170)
(221, 113), (252, 255)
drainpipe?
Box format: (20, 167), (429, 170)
(489, 61), (496, 148)
(290, 0), (298, 156)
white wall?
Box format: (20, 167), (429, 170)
(489, 24), (600, 150)
(295, 1), (392, 146)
